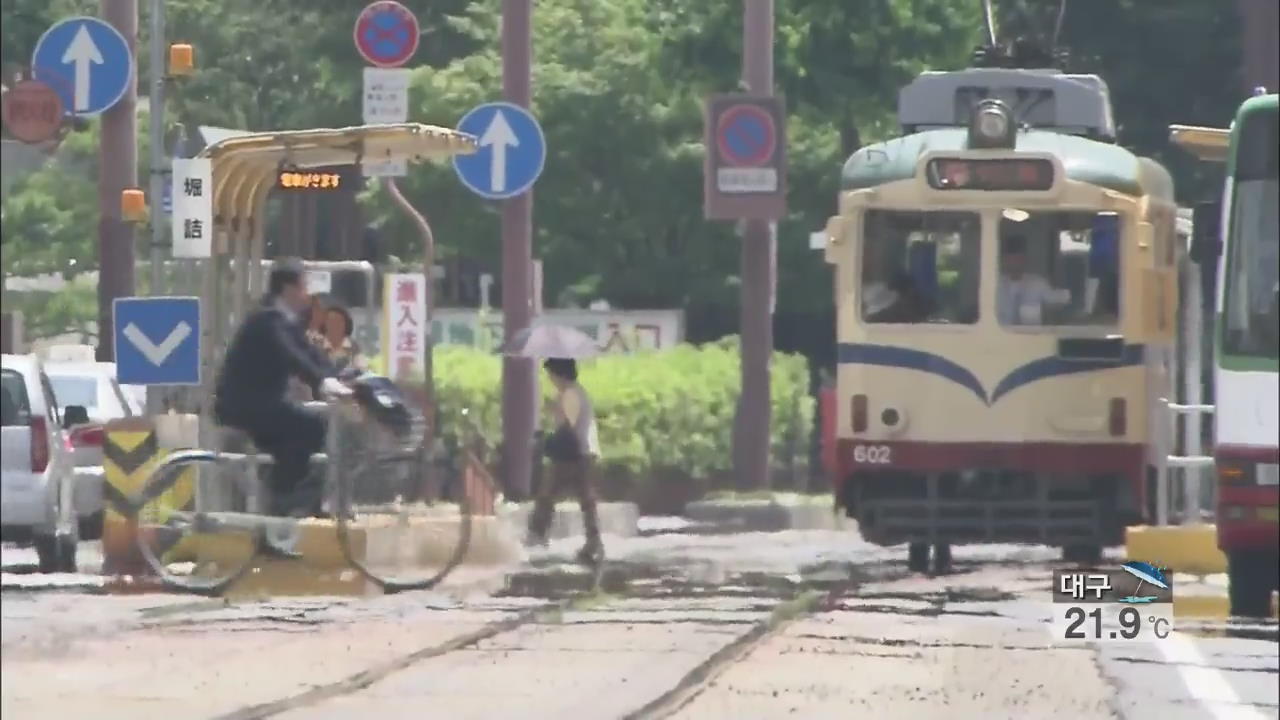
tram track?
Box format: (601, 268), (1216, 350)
(207, 558), (897, 720)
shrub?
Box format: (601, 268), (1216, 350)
(429, 342), (813, 489)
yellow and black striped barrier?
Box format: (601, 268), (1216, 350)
(101, 418), (196, 576)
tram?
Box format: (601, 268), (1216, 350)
(823, 60), (1180, 572)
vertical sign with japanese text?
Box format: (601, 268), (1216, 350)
(382, 273), (427, 382)
(362, 67), (411, 178)
(171, 158), (214, 258)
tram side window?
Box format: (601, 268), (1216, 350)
(861, 210), (980, 324)
(997, 210), (1120, 327)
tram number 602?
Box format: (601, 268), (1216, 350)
(852, 444), (891, 464)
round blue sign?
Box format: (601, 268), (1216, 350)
(453, 102), (546, 200)
(31, 16), (134, 117)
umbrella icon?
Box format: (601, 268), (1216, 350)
(1119, 561), (1168, 604)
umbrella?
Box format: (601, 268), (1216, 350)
(1118, 561), (1168, 603)
(500, 324), (600, 359)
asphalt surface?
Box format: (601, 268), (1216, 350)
(2, 529), (1277, 719)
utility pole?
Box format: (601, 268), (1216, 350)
(500, 0), (536, 500)
(733, 0), (776, 491)
(146, 0), (166, 413)
(97, 0), (139, 361)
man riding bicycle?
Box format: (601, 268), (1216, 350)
(214, 259), (353, 519)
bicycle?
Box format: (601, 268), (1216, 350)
(122, 378), (492, 596)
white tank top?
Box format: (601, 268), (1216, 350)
(559, 383), (600, 458)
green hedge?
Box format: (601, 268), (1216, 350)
(430, 340), (813, 485)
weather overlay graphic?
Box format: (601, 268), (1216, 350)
(1051, 561), (1174, 644)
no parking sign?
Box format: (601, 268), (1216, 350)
(704, 94), (787, 221)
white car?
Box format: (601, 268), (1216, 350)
(1, 353), (79, 572)
(46, 361), (145, 541)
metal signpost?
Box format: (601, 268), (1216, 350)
(31, 16), (133, 117)
(704, 0), (782, 491)
(354, 1), (420, 68)
(0, 79), (64, 144)
(171, 158), (214, 259)
(113, 297), (202, 386)
(452, 102), (546, 200)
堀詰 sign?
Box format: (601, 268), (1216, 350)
(703, 94), (787, 221)
(171, 158), (213, 258)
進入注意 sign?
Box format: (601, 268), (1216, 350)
(382, 273), (427, 382)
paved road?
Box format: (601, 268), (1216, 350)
(3, 531), (1277, 719)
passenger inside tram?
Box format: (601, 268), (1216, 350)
(861, 210), (980, 325)
(996, 234), (1071, 325)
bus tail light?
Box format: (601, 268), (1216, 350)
(851, 394), (868, 433)
(1108, 398), (1126, 437)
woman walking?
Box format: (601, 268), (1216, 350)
(527, 358), (603, 565)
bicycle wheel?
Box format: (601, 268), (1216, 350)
(132, 450), (262, 596)
(333, 405), (482, 593)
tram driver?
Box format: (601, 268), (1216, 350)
(214, 259), (354, 520)
(997, 235), (1071, 326)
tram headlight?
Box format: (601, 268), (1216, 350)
(969, 99), (1015, 149)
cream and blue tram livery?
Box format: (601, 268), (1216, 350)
(824, 68), (1178, 569)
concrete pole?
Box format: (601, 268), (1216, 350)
(733, 0), (776, 491)
(500, 0), (536, 500)
(146, 0), (166, 413)
(97, 0), (139, 361)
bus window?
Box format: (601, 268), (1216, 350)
(861, 210), (980, 325)
(997, 211), (1119, 328)
(1224, 171), (1279, 359)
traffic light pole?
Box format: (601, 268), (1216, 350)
(500, 0), (536, 500)
(733, 0), (776, 491)
(97, 0), (138, 361)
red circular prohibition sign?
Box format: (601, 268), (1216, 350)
(715, 104), (776, 167)
(354, 1), (420, 68)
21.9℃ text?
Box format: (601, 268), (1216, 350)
(1049, 566), (1175, 644)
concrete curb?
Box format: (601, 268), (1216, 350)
(499, 501), (640, 541)
(683, 496), (851, 533)
(197, 503), (640, 597)
(1124, 524), (1226, 575)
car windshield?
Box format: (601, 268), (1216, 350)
(1, 369), (31, 426)
(48, 375), (100, 414)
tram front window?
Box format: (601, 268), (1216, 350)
(861, 210), (980, 325)
(997, 210), (1120, 328)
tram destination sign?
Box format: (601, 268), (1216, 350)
(926, 157), (1054, 192)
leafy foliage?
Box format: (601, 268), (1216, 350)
(433, 342), (813, 486)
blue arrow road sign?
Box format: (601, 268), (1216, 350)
(113, 297), (201, 386)
(31, 16), (133, 117)
(453, 102), (546, 200)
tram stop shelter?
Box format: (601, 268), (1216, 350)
(1169, 124), (1230, 163)
(191, 123), (476, 438)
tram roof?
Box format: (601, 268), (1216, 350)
(841, 128), (1168, 199)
